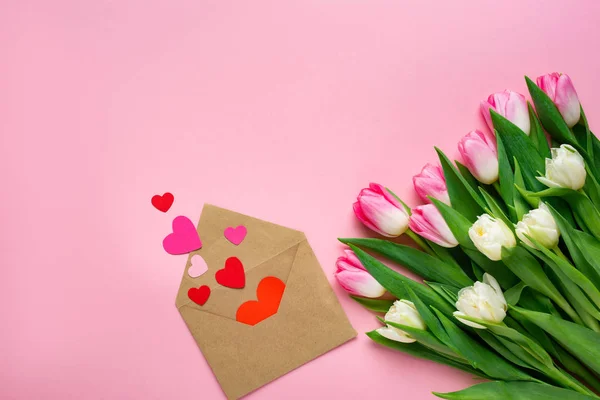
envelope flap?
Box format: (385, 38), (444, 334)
(175, 204), (306, 309)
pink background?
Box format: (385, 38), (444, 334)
(2, 1), (600, 399)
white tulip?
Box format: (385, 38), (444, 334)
(454, 273), (507, 329)
(468, 214), (516, 261)
(376, 300), (426, 343)
(538, 145), (586, 190)
(516, 203), (560, 249)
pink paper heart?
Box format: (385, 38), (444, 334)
(187, 254), (208, 278)
(163, 216), (202, 255)
(224, 225), (247, 245)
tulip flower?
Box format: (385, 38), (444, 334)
(409, 204), (458, 248)
(481, 90), (530, 135)
(537, 72), (581, 127)
(377, 300), (426, 343)
(335, 249), (386, 298)
(457, 130), (499, 185)
(468, 214), (516, 261)
(454, 273), (507, 329)
(538, 145), (586, 190)
(516, 203), (560, 249)
(353, 183), (409, 237)
(413, 164), (450, 205)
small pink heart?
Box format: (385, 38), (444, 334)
(224, 225), (247, 245)
(163, 216), (202, 255)
(187, 254), (208, 278)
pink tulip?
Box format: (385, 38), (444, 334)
(413, 164), (450, 205)
(481, 90), (530, 135)
(458, 130), (499, 185)
(409, 204), (458, 248)
(537, 72), (581, 127)
(335, 249), (386, 298)
(353, 183), (409, 237)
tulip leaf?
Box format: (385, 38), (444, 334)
(505, 282), (527, 306)
(463, 247), (519, 289)
(525, 76), (576, 145)
(491, 110), (545, 192)
(528, 102), (551, 159)
(404, 284), (451, 344)
(366, 330), (489, 379)
(433, 309), (537, 382)
(436, 147), (486, 221)
(513, 160), (533, 219)
(339, 238), (473, 288)
(476, 330), (532, 369)
(384, 320), (459, 359)
(479, 188), (514, 228)
(427, 282), (459, 305)
(433, 381), (597, 400)
(430, 198), (475, 249)
(350, 296), (394, 313)
(347, 245), (455, 315)
(497, 133), (516, 219)
(511, 306), (600, 376)
(456, 161), (481, 193)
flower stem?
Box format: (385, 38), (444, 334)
(552, 246), (568, 261)
(406, 229), (435, 256)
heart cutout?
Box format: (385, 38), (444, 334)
(188, 285), (211, 305)
(162, 216), (202, 255)
(151, 192), (174, 212)
(224, 225), (247, 245)
(236, 277), (285, 326)
(215, 257), (245, 288)
(187, 254), (208, 278)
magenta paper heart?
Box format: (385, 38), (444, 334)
(188, 254), (208, 278)
(163, 216), (202, 255)
(224, 225), (247, 245)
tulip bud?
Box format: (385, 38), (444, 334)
(468, 214), (516, 261)
(376, 300), (426, 343)
(457, 130), (499, 185)
(481, 90), (530, 135)
(454, 273), (507, 329)
(537, 72), (581, 127)
(409, 204), (458, 248)
(413, 164), (451, 205)
(537, 145), (586, 190)
(335, 249), (386, 298)
(516, 203), (560, 249)
(353, 183), (409, 237)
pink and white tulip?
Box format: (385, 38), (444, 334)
(353, 183), (409, 237)
(335, 249), (386, 298)
(458, 130), (499, 185)
(481, 90), (530, 135)
(413, 164), (450, 205)
(537, 72), (581, 127)
(409, 204), (458, 248)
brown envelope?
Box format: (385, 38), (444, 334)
(175, 204), (357, 399)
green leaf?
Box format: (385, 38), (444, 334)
(434, 381), (597, 400)
(497, 133), (516, 219)
(525, 76), (576, 145)
(436, 147), (486, 221)
(456, 161), (481, 193)
(505, 282), (528, 306)
(512, 306), (600, 376)
(350, 296), (394, 313)
(431, 198), (475, 249)
(384, 320), (460, 359)
(476, 330), (532, 369)
(366, 330), (488, 378)
(463, 247), (519, 289)
(427, 282), (459, 306)
(491, 110), (545, 192)
(513, 160), (533, 219)
(339, 238), (473, 287)
(405, 284), (450, 344)
(347, 245), (455, 315)
(479, 188), (514, 228)
(528, 102), (551, 159)
(433, 309), (536, 382)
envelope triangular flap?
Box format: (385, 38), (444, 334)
(175, 204), (306, 309)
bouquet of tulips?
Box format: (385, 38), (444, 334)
(336, 73), (600, 399)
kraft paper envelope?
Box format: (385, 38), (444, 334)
(175, 204), (357, 399)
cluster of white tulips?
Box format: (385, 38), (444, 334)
(337, 73), (600, 399)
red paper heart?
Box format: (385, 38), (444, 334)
(215, 257), (246, 289)
(151, 192), (174, 212)
(188, 285), (211, 305)
(236, 277), (285, 326)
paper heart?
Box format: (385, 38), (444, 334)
(236, 277), (286, 326)
(188, 254), (208, 278)
(188, 285), (211, 305)
(151, 192), (174, 212)
(162, 216), (202, 255)
(224, 225), (247, 245)
(215, 257), (245, 288)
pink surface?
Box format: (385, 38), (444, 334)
(2, 1), (600, 399)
